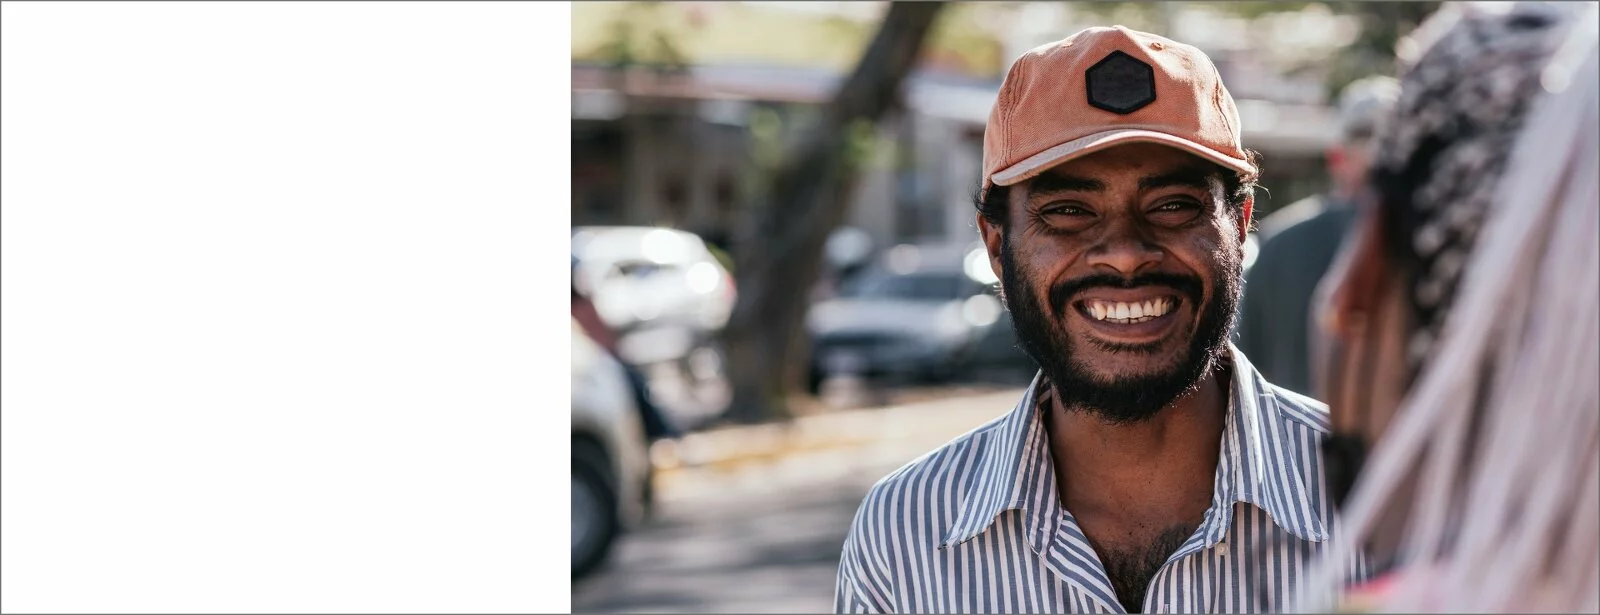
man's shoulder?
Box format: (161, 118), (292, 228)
(1235, 346), (1331, 430)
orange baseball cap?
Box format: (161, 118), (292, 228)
(982, 26), (1256, 196)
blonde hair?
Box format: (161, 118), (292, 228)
(1312, 5), (1600, 612)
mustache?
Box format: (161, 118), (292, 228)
(1048, 272), (1205, 314)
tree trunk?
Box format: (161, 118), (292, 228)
(719, 1), (946, 425)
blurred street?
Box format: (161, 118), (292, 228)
(572, 388), (1024, 614)
(644, 355), (1035, 432)
(570, 2), (1452, 611)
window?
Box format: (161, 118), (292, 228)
(841, 273), (972, 301)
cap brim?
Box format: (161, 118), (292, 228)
(990, 129), (1257, 187)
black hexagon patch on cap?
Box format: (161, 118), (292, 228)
(1085, 51), (1156, 114)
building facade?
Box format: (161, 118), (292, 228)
(571, 2), (1351, 259)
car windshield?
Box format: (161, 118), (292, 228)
(607, 260), (682, 279)
(840, 272), (972, 301)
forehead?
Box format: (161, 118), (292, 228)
(1035, 142), (1214, 183)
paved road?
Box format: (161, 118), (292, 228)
(572, 391), (1023, 614)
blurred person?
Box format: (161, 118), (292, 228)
(1302, 2), (1598, 611)
(571, 258), (682, 443)
(1235, 76), (1400, 396)
(835, 26), (1358, 614)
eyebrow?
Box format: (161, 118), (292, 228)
(1026, 165), (1218, 198)
(1138, 166), (1217, 192)
(1026, 174), (1104, 197)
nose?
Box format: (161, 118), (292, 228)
(1084, 225), (1164, 277)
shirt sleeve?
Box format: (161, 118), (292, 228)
(833, 503), (894, 613)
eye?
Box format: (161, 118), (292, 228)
(1148, 199), (1204, 225)
(1032, 201), (1097, 232)
(1153, 199), (1200, 212)
(1041, 203), (1092, 217)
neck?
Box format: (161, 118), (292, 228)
(1046, 367), (1230, 507)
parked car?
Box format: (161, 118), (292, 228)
(805, 242), (1035, 392)
(571, 318), (654, 578)
(571, 226), (735, 391)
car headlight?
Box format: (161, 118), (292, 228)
(935, 303), (972, 342)
(961, 295), (1002, 328)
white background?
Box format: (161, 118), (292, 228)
(1, 2), (565, 612)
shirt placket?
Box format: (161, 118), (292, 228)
(1039, 512), (1125, 614)
(1141, 489), (1236, 613)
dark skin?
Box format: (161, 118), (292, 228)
(1312, 186), (1421, 571)
(978, 143), (1250, 611)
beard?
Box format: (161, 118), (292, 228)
(999, 234), (1241, 424)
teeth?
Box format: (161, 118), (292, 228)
(1087, 298), (1175, 323)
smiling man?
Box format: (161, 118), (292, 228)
(833, 27), (1356, 614)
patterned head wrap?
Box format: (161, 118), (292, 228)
(1367, 1), (1582, 373)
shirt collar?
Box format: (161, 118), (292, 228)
(939, 369), (1061, 550)
(940, 343), (1330, 550)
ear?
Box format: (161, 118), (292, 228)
(978, 210), (1005, 284)
(1313, 202), (1389, 341)
(1238, 196), (1254, 243)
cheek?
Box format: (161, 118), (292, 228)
(1174, 227), (1237, 274)
(1359, 275), (1413, 436)
(1208, 217), (1246, 269)
(1009, 232), (1074, 277)
(1321, 277), (1411, 440)
(1163, 228), (1241, 306)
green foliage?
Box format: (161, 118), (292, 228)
(923, 3), (1008, 78)
(1211, 1), (1316, 20)
(748, 107), (786, 172)
(1065, 1), (1170, 32)
(1313, 1), (1441, 99)
(1062, 1), (1441, 100)
(587, 2), (690, 71)
(574, 2), (877, 73)
(1207, 1), (1438, 99)
(842, 118), (883, 171)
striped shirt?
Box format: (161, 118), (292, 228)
(834, 345), (1363, 613)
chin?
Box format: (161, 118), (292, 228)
(1075, 354), (1186, 386)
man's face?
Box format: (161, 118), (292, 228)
(979, 143), (1248, 423)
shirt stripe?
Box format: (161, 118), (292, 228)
(834, 344), (1366, 613)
